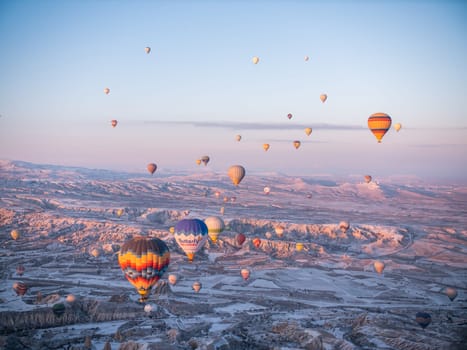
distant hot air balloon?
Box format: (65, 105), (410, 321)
(444, 287), (458, 301)
(339, 221), (350, 233)
(252, 56), (259, 64)
(52, 303), (66, 317)
(90, 248), (100, 258)
(368, 112), (392, 143)
(147, 163), (157, 175)
(304, 55), (309, 61)
(275, 226), (284, 237)
(236, 233), (246, 246)
(252, 237), (261, 248)
(235, 135), (242, 142)
(265, 232), (272, 239)
(16, 265), (25, 276)
(13, 282), (28, 296)
(104, 87), (110, 95)
(201, 156), (210, 166)
(293, 140), (301, 149)
(320, 94), (327, 103)
(110, 120), (118, 128)
(192, 281), (202, 293)
(415, 312), (431, 329)
(287, 113), (293, 120)
(118, 236), (170, 302)
(66, 294), (76, 303)
(264, 186), (271, 195)
(373, 260), (385, 274)
(168, 274), (177, 286)
(394, 123), (402, 132)
(169, 226), (175, 234)
(304, 127), (312, 136)
(145, 47), (151, 54)
(11, 229), (20, 240)
(364, 175), (372, 184)
(116, 208), (124, 217)
(241, 268), (250, 280)
(205, 216), (225, 244)
(174, 219), (208, 262)
(263, 143), (270, 151)
(228, 165), (246, 186)
(196, 159), (202, 166)
(296, 242), (304, 252)
(144, 304), (153, 313)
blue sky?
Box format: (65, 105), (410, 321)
(1, 0), (466, 180)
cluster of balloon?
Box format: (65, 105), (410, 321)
(252, 56), (259, 64)
(192, 281), (202, 293)
(263, 143), (270, 152)
(236, 233), (246, 246)
(368, 112), (392, 143)
(394, 123), (402, 132)
(145, 46), (151, 54)
(228, 165), (246, 186)
(241, 268), (250, 281)
(320, 94), (327, 103)
(104, 87), (110, 95)
(174, 218), (208, 263)
(13, 281), (27, 296)
(201, 156), (210, 166)
(444, 287), (457, 302)
(339, 221), (350, 233)
(252, 237), (261, 248)
(147, 163), (157, 175)
(304, 127), (312, 136)
(373, 260), (385, 274)
(118, 236), (170, 302)
(235, 134), (242, 142)
(287, 113), (293, 120)
(168, 274), (177, 286)
(16, 265), (25, 276)
(263, 186), (271, 195)
(204, 216), (225, 244)
(10, 229), (20, 240)
(364, 175), (372, 184)
(296, 242), (304, 252)
(293, 140), (301, 149)
(275, 226), (284, 238)
(415, 312), (431, 329)
(111, 119), (118, 128)
(52, 303), (66, 317)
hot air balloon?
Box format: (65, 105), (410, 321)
(169, 226), (175, 234)
(90, 248), (100, 258)
(116, 208), (124, 217)
(13, 282), (27, 296)
(320, 94), (327, 103)
(263, 143), (270, 151)
(66, 294), (76, 303)
(339, 221), (350, 233)
(304, 127), (312, 136)
(111, 119), (118, 128)
(264, 186), (271, 195)
(52, 303), (66, 317)
(373, 260), (385, 274)
(296, 243), (304, 252)
(118, 236), (170, 302)
(252, 237), (261, 248)
(275, 226), (284, 237)
(415, 312), (431, 329)
(368, 112), (392, 143)
(236, 233), (246, 246)
(304, 56), (309, 61)
(252, 56), (259, 64)
(307, 193), (312, 199)
(228, 165), (246, 186)
(287, 113), (293, 120)
(147, 163), (157, 175)
(192, 281), (202, 292)
(144, 304), (153, 313)
(394, 123), (402, 132)
(235, 135), (242, 142)
(364, 175), (372, 184)
(104, 87), (110, 95)
(265, 232), (272, 239)
(168, 274), (177, 286)
(201, 156), (210, 166)
(293, 140), (301, 149)
(145, 47), (151, 54)
(241, 268), (250, 280)
(174, 219), (208, 262)
(10, 229), (20, 240)
(196, 159), (202, 166)
(205, 216), (225, 244)
(16, 265), (25, 276)
(444, 287), (458, 301)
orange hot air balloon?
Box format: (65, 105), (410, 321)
(364, 175), (372, 183)
(11, 229), (20, 240)
(241, 268), (250, 280)
(235, 134), (242, 142)
(444, 287), (458, 301)
(147, 163), (157, 175)
(13, 281), (28, 296)
(118, 236), (170, 302)
(228, 165), (246, 186)
(252, 237), (261, 248)
(275, 226), (284, 237)
(263, 143), (270, 151)
(293, 140), (301, 149)
(373, 260), (385, 274)
(287, 113), (293, 120)
(304, 127), (312, 136)
(394, 123), (402, 132)
(296, 242), (304, 251)
(320, 94), (327, 103)
(111, 119), (118, 128)
(368, 112), (392, 143)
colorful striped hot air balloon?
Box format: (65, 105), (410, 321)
(368, 112), (392, 143)
(174, 219), (208, 262)
(204, 216), (225, 244)
(118, 236), (170, 302)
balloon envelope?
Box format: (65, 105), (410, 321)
(174, 219), (208, 262)
(293, 140), (301, 149)
(263, 143), (270, 151)
(374, 260), (385, 274)
(228, 165), (246, 186)
(201, 156), (210, 166)
(104, 88), (110, 95)
(287, 113), (293, 120)
(145, 47), (151, 54)
(368, 112), (392, 143)
(118, 237), (170, 302)
(304, 55), (309, 61)
(52, 303), (66, 317)
(296, 242), (304, 251)
(264, 186), (271, 195)
(168, 274), (177, 285)
(241, 268), (250, 280)
(394, 123), (402, 132)
(111, 119), (118, 128)
(147, 163), (157, 175)
(11, 229), (20, 240)
(205, 216), (225, 243)
(252, 56), (259, 64)
(444, 287), (458, 301)
(364, 175), (372, 184)
(13, 281), (27, 296)
(339, 221), (350, 233)
(235, 134), (242, 142)
(236, 233), (246, 246)
(192, 281), (202, 292)
(252, 237), (261, 248)
(304, 127), (312, 136)
(415, 312), (431, 329)
(320, 94), (327, 103)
